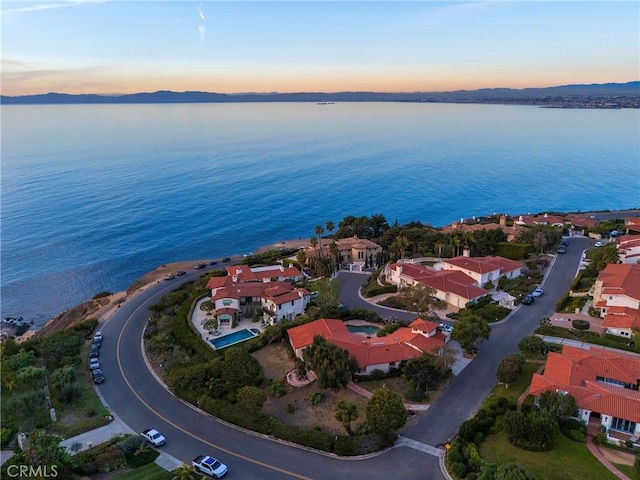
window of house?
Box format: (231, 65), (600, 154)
(358, 251), (364, 259)
(291, 300), (295, 306)
(611, 417), (636, 433)
(278, 304), (282, 310)
(223, 299), (231, 306)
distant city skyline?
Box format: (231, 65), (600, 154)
(1, 1), (638, 96)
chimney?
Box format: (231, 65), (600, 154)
(499, 215), (506, 226)
(463, 247), (471, 258)
(280, 265), (284, 272)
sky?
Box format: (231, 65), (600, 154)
(1, 1), (639, 96)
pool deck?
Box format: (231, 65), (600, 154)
(192, 298), (264, 349)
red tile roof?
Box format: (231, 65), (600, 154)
(602, 307), (640, 330)
(287, 317), (445, 369)
(598, 264), (640, 302)
(529, 345), (640, 423)
(445, 255), (523, 275)
(206, 276), (231, 290)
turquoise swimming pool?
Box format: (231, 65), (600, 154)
(347, 325), (380, 335)
(210, 328), (260, 349)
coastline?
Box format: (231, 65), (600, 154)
(15, 239), (313, 341)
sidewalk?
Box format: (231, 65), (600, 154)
(59, 416), (135, 454)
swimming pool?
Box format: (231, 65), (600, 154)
(209, 328), (260, 349)
(347, 325), (380, 335)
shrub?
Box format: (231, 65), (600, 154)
(1, 427), (13, 447)
(94, 446), (126, 473)
(92, 291), (112, 299)
(572, 319), (590, 331)
(115, 434), (146, 455)
(267, 379), (287, 397)
(559, 418), (586, 443)
(305, 392), (323, 406)
(634, 454), (639, 473)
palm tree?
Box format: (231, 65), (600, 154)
(315, 225), (325, 254)
(391, 235), (410, 260)
(326, 220), (335, 237)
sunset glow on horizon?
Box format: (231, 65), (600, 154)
(1, 1), (638, 97)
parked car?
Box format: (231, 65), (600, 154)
(92, 369), (105, 384)
(176, 270), (186, 276)
(521, 294), (535, 305)
(194, 263), (207, 269)
(141, 428), (166, 447)
(532, 287), (544, 297)
(89, 358), (100, 370)
(594, 241), (605, 247)
(222, 257), (231, 262)
(90, 344), (100, 358)
(561, 239), (569, 246)
(192, 455), (228, 478)
(164, 273), (175, 280)
(208, 260), (218, 266)
(557, 246), (566, 254)
(439, 323), (454, 333)
(93, 331), (103, 343)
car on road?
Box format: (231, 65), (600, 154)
(176, 270), (186, 276)
(141, 428), (166, 447)
(222, 257), (231, 262)
(193, 455), (228, 478)
(89, 358), (100, 370)
(92, 369), (105, 384)
(439, 323), (454, 333)
(93, 331), (103, 343)
(532, 288), (544, 297)
(90, 344), (100, 358)
(194, 263), (207, 269)
(557, 246), (566, 254)
(243, 252), (254, 258)
(208, 260), (218, 266)
(594, 241), (605, 247)
(521, 294), (535, 305)
(561, 239), (569, 246)
(164, 273), (175, 280)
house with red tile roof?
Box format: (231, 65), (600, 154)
(514, 213), (565, 227)
(626, 218), (640, 235)
(442, 254), (524, 288)
(566, 214), (600, 229)
(205, 266), (309, 326)
(384, 261), (488, 308)
(529, 345), (640, 446)
(287, 318), (446, 374)
(306, 236), (383, 271)
(439, 215), (521, 242)
(617, 236), (640, 265)
(602, 307), (640, 338)
(593, 264), (640, 338)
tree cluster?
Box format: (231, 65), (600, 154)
(303, 336), (357, 391)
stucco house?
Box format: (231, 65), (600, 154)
(617, 236), (640, 265)
(287, 318), (446, 374)
(442, 253), (524, 288)
(206, 267), (309, 326)
(593, 264), (640, 337)
(384, 261), (488, 308)
(307, 236), (383, 271)
(529, 345), (640, 446)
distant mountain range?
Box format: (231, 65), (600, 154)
(2, 81), (639, 106)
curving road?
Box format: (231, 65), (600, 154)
(98, 238), (591, 479)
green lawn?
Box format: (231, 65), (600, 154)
(485, 362), (541, 405)
(613, 463), (640, 480)
(479, 431), (617, 480)
(112, 463), (173, 480)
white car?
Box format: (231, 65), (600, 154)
(141, 428), (166, 447)
(439, 323), (454, 333)
(532, 288), (544, 297)
(89, 358), (100, 370)
(594, 241), (605, 247)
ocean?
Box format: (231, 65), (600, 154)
(1, 102), (639, 328)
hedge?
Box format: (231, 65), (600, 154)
(495, 242), (534, 260)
